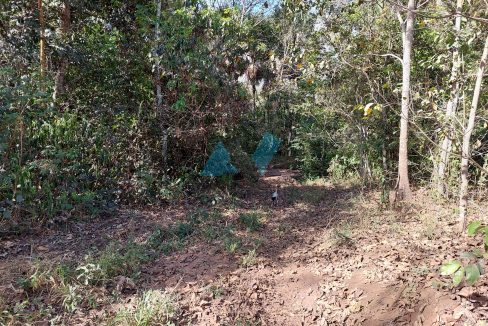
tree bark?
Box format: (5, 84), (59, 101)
(395, 0), (415, 201)
(435, 0), (463, 196)
(53, 1), (70, 101)
(458, 35), (488, 232)
(155, 0), (163, 109)
(359, 124), (372, 183)
(154, 0), (168, 166)
(38, 0), (46, 80)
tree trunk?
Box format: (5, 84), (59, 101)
(155, 0), (162, 109)
(359, 124), (372, 183)
(38, 0), (46, 80)
(458, 35), (488, 232)
(435, 0), (463, 196)
(395, 0), (415, 201)
(53, 1), (70, 101)
(381, 104), (389, 174)
(154, 0), (168, 166)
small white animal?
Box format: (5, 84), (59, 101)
(271, 186), (278, 205)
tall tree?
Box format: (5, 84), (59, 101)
(155, 0), (162, 109)
(53, 1), (71, 100)
(38, 0), (46, 80)
(154, 0), (168, 166)
(458, 35), (488, 232)
(395, 0), (415, 201)
(435, 0), (464, 196)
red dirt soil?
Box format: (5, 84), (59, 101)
(1, 169), (488, 325)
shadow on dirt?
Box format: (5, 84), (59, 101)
(138, 170), (369, 289)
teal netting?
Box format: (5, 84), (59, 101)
(200, 142), (238, 176)
(252, 132), (281, 176)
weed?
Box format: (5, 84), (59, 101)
(159, 239), (183, 255)
(171, 221), (194, 239)
(209, 211), (224, 222)
(421, 216), (439, 240)
(412, 265), (430, 275)
(93, 241), (149, 280)
(87, 295), (99, 309)
(331, 225), (354, 247)
(18, 262), (50, 292)
(55, 263), (76, 284)
(238, 212), (264, 232)
(208, 285), (225, 299)
(389, 222), (402, 234)
(224, 235), (242, 253)
(202, 225), (219, 242)
(276, 224), (291, 237)
(60, 284), (81, 313)
(147, 227), (170, 248)
(252, 237), (264, 249)
(302, 177), (329, 187)
(187, 209), (208, 225)
(241, 249), (257, 268)
(76, 263), (103, 285)
(109, 289), (178, 326)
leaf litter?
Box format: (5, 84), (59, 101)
(0, 169), (487, 325)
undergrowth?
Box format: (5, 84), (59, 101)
(108, 289), (179, 326)
(0, 207), (267, 324)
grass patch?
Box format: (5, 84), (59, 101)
(109, 289), (178, 326)
(171, 221), (194, 239)
(202, 225), (219, 242)
(223, 235), (242, 253)
(93, 242), (150, 281)
(241, 249), (257, 268)
(1, 208), (234, 324)
(238, 211), (264, 232)
(421, 215), (439, 240)
(206, 284), (225, 299)
(331, 224), (354, 247)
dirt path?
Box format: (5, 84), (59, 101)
(1, 169), (488, 325)
(137, 169), (487, 325)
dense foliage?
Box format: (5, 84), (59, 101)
(1, 0), (487, 230)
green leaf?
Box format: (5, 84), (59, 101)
(440, 261), (461, 276)
(460, 252), (476, 259)
(484, 232), (488, 250)
(467, 221), (482, 235)
(472, 248), (484, 258)
(477, 263), (484, 275)
(452, 267), (464, 286)
(465, 264), (481, 285)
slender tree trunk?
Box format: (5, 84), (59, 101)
(436, 0), (463, 196)
(38, 0), (46, 80)
(155, 0), (162, 109)
(395, 0), (415, 201)
(154, 0), (168, 166)
(381, 105), (389, 174)
(54, 1), (70, 101)
(359, 124), (372, 183)
(458, 35), (488, 232)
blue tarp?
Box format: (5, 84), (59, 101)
(200, 142), (238, 177)
(252, 132), (281, 176)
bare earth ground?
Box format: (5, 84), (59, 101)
(1, 169), (488, 325)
